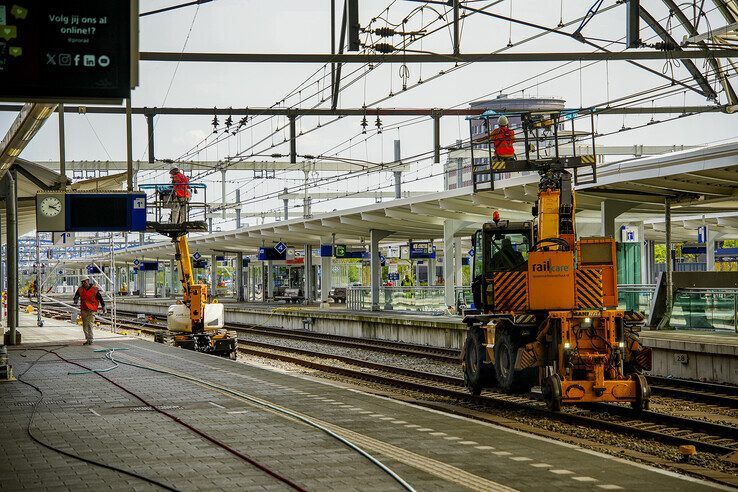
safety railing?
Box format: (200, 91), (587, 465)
(671, 288), (738, 332)
(617, 284), (656, 318)
(138, 183), (209, 225)
(347, 284), (657, 316)
(346, 286), (471, 313)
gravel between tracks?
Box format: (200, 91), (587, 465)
(239, 331), (464, 378)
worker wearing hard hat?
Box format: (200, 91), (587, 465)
(490, 115), (516, 159)
(169, 167), (191, 224)
(73, 276), (106, 346)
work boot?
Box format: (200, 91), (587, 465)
(83, 340), (93, 346)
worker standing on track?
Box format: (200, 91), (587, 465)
(490, 115), (516, 159)
(169, 167), (191, 224)
(73, 277), (106, 346)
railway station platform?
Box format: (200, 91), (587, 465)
(112, 297), (738, 385)
(1, 312), (727, 491)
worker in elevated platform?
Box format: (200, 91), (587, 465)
(490, 115), (516, 159)
(169, 167), (191, 224)
(73, 277), (105, 346)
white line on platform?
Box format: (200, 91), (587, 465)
(89, 408), (100, 416)
(227, 411), (250, 414)
(208, 401), (226, 409)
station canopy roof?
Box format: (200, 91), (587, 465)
(98, 141), (738, 263)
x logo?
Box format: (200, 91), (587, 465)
(46, 53), (56, 65)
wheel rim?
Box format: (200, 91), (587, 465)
(467, 341), (479, 375)
(499, 345), (511, 379)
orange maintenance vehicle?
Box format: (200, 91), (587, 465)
(461, 110), (652, 411)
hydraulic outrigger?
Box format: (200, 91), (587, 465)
(461, 110), (652, 411)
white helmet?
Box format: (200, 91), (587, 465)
(498, 115), (509, 126)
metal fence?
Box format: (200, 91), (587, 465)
(347, 284), (658, 317)
(346, 286), (471, 313)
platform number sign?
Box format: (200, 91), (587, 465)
(274, 242), (287, 255)
(52, 232), (75, 246)
(468, 248), (475, 257)
(193, 252), (202, 261)
(133, 259), (140, 266)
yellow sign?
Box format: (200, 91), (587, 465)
(9, 46), (22, 57)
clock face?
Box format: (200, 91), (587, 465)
(40, 197), (62, 217)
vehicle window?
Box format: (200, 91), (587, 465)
(473, 232), (483, 279)
(487, 232), (530, 272)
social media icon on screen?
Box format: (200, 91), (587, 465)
(83, 54), (95, 67)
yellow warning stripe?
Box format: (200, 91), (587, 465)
(491, 161), (507, 170)
(576, 269), (603, 308)
(580, 154), (596, 164)
(493, 271), (527, 311)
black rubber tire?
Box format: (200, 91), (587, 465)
(463, 326), (495, 395)
(494, 326), (537, 394)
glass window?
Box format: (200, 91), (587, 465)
(473, 232), (483, 279)
(486, 232), (530, 272)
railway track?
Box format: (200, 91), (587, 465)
(235, 339), (738, 456)
(31, 304), (738, 456)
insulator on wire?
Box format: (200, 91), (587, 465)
(361, 116), (368, 134)
(373, 43), (395, 54)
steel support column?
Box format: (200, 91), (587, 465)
(393, 139), (402, 199)
(4, 171), (17, 344)
(370, 229), (392, 311)
(235, 189), (242, 228)
(145, 111), (155, 163)
(304, 244), (313, 303)
(320, 239), (332, 305)
(126, 98), (133, 191)
(663, 197), (672, 330)
(236, 252), (244, 301)
(432, 111), (441, 164)
(266, 260), (274, 299)
(58, 104), (66, 180)
(289, 115), (297, 164)
(169, 259), (176, 297)
(211, 254), (218, 299)
(706, 228), (723, 272)
(221, 169), (227, 219)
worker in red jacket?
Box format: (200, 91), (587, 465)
(169, 167), (191, 224)
(73, 276), (106, 346)
(490, 115), (516, 159)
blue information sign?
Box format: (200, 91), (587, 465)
(193, 252), (202, 261)
(468, 248), (475, 257)
(133, 259), (140, 266)
(275, 241), (287, 254)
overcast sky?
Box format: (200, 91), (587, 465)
(3, 0), (736, 229)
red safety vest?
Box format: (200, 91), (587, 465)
(77, 285), (100, 312)
(491, 126), (515, 158)
(172, 172), (191, 199)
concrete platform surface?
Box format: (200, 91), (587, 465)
(5, 311), (131, 345)
(0, 320), (726, 491)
